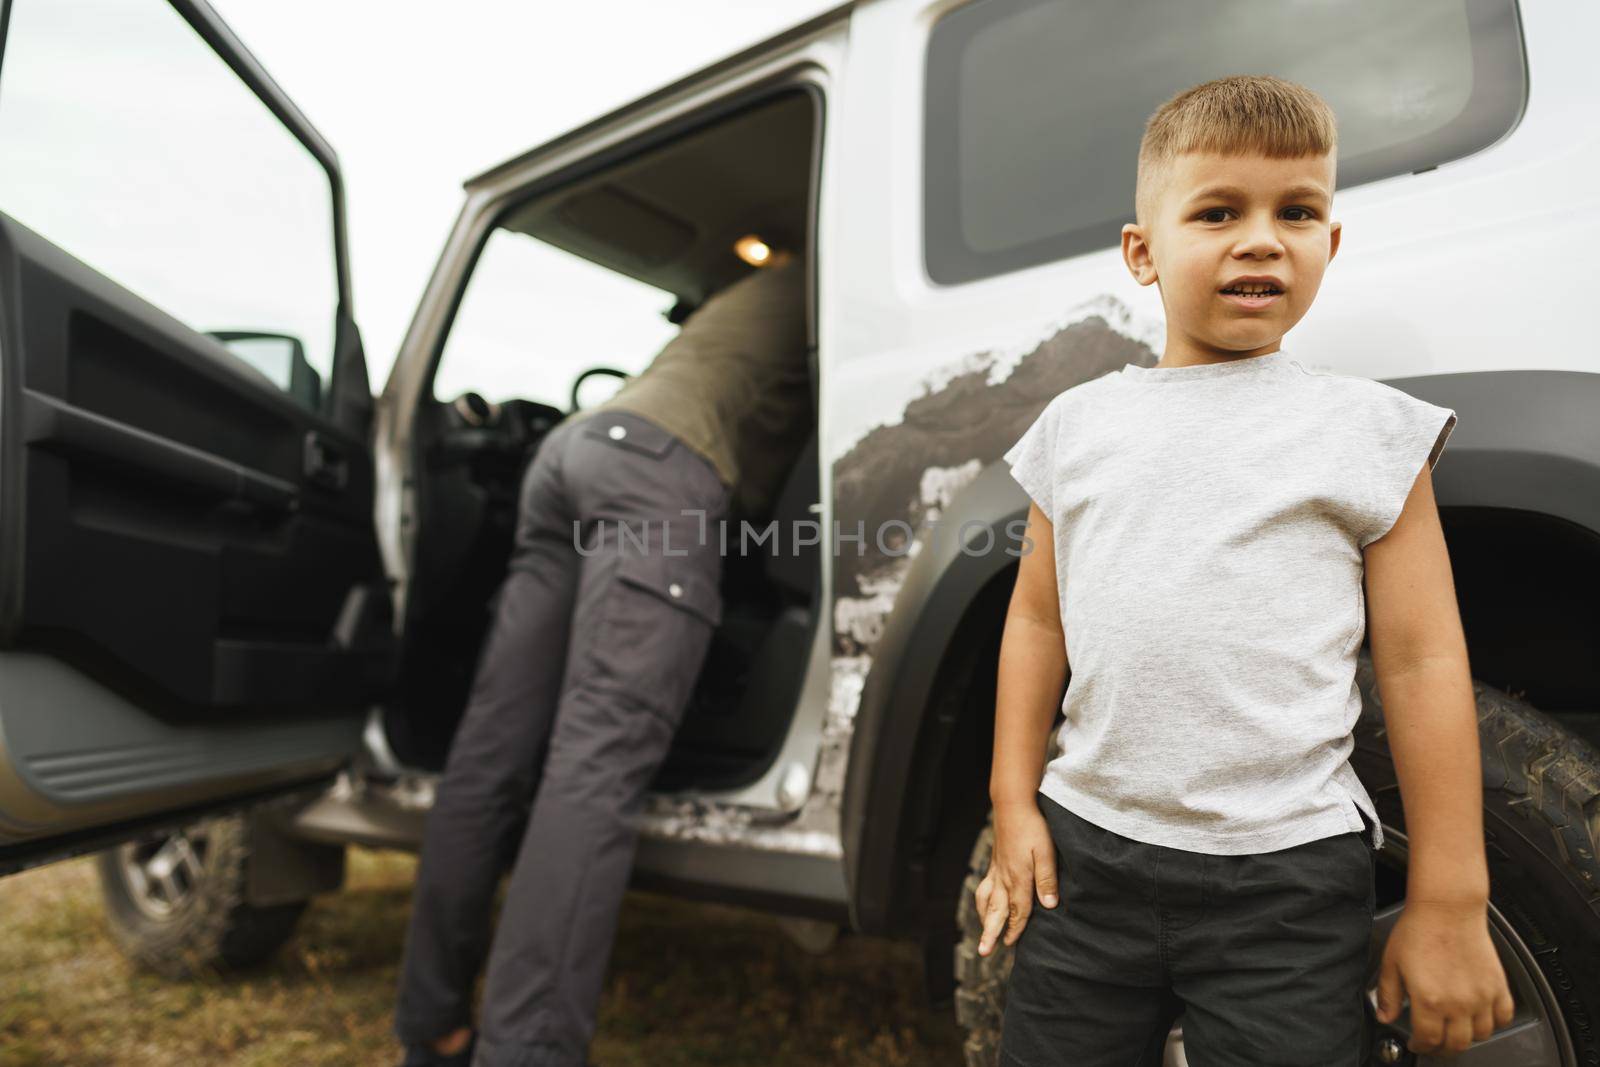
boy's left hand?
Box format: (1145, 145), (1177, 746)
(1375, 898), (1516, 1055)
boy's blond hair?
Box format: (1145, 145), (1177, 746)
(1135, 75), (1339, 228)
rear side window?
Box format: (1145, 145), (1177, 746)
(0, 0), (340, 405)
(924, 0), (1527, 286)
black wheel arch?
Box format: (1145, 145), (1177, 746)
(842, 461), (1035, 936)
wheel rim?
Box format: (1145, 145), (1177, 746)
(1158, 825), (1575, 1066)
(114, 823), (210, 921)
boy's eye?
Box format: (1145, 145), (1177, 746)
(1197, 207), (1318, 223)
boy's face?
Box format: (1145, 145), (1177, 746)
(1122, 150), (1340, 364)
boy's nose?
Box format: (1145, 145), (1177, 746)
(1233, 219), (1286, 258)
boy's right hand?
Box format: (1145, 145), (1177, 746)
(975, 802), (1061, 956)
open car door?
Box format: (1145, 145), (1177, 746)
(0, 0), (394, 875)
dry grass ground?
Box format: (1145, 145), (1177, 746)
(1, 846), (964, 1066)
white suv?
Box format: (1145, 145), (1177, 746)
(1, 2), (1594, 1064)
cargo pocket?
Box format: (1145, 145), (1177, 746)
(592, 549), (723, 728)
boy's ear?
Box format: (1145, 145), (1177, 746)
(1122, 222), (1158, 285)
(1328, 218), (1342, 264)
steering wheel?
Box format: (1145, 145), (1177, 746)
(570, 366), (631, 413)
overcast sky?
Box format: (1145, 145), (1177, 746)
(210, 0), (837, 391)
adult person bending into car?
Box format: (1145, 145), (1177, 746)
(392, 250), (810, 1067)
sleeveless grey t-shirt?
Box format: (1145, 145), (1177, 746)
(1003, 348), (1457, 855)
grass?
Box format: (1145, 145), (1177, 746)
(0, 847), (964, 1066)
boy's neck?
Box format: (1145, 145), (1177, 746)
(1156, 338), (1282, 371)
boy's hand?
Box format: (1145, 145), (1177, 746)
(1375, 899), (1515, 1055)
(975, 802), (1060, 956)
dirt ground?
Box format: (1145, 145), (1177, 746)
(0, 846), (965, 1066)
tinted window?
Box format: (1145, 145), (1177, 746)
(0, 0), (340, 406)
(924, 0), (1526, 285)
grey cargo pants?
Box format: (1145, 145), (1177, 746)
(394, 410), (731, 1067)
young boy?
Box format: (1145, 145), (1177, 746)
(980, 75), (1515, 1065)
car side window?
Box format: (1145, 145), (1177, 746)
(923, 0), (1527, 286)
(0, 0), (340, 409)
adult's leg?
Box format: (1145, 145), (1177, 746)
(472, 412), (731, 1067)
(393, 424), (584, 1048)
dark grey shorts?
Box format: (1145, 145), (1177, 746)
(999, 792), (1375, 1067)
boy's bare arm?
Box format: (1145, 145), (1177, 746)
(975, 501), (1070, 956)
(1364, 466), (1483, 903)
(1363, 464), (1513, 1050)
(992, 501), (1069, 810)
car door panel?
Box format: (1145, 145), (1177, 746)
(0, 0), (393, 868)
(1, 216), (393, 709)
(0, 222), (393, 861)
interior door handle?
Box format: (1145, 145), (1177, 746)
(303, 430), (349, 491)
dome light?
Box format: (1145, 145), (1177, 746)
(734, 234), (772, 266)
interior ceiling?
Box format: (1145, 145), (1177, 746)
(501, 90), (814, 307)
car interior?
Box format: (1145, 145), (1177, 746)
(380, 88), (822, 794)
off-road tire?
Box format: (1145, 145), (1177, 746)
(1351, 656), (1600, 1065)
(952, 655), (1600, 1066)
(95, 812), (309, 979)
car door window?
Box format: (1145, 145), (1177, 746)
(432, 227), (679, 411)
(0, 0), (339, 408)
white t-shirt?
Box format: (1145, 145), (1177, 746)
(1003, 348), (1457, 855)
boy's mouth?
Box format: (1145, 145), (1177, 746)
(1218, 280), (1284, 310)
